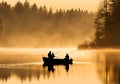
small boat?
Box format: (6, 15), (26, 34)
(43, 57), (73, 66)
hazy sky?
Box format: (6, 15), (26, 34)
(1, 0), (102, 11)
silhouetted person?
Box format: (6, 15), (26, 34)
(48, 51), (55, 59)
(48, 51), (52, 58)
(65, 53), (69, 60)
(51, 53), (55, 59)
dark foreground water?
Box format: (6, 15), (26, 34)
(0, 48), (120, 84)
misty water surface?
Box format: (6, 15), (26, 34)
(0, 48), (120, 84)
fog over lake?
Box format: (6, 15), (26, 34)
(0, 48), (120, 84)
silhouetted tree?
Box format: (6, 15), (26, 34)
(94, 2), (106, 47)
(30, 3), (38, 13)
(91, 0), (120, 48)
(13, 1), (24, 18)
(0, 18), (3, 37)
(108, 0), (120, 46)
(23, 0), (30, 19)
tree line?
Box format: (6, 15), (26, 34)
(0, 1), (95, 47)
(79, 0), (120, 49)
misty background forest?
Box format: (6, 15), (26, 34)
(0, 1), (95, 48)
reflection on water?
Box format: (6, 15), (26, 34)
(0, 64), (70, 83)
(43, 64), (69, 72)
(1, 49), (120, 84)
(95, 50), (120, 84)
(104, 51), (120, 84)
(46, 65), (55, 72)
(0, 65), (43, 82)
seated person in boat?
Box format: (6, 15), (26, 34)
(65, 53), (69, 60)
(48, 51), (55, 59)
(48, 51), (52, 58)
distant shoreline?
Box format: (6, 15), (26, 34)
(78, 47), (120, 50)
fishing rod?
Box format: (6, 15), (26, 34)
(67, 50), (77, 55)
(51, 50), (61, 58)
(54, 51), (60, 55)
(54, 51), (61, 58)
(54, 50), (76, 58)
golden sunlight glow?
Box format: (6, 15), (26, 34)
(72, 50), (97, 58)
(1, 0), (102, 11)
(0, 47), (77, 54)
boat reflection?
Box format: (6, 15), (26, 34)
(0, 64), (70, 82)
(43, 64), (70, 72)
(65, 64), (69, 72)
(43, 65), (55, 72)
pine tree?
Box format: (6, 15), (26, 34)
(0, 18), (3, 37)
(94, 0), (120, 48)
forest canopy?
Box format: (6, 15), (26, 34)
(0, 1), (95, 48)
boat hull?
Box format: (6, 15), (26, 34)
(43, 57), (73, 66)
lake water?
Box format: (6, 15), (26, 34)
(0, 48), (120, 84)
